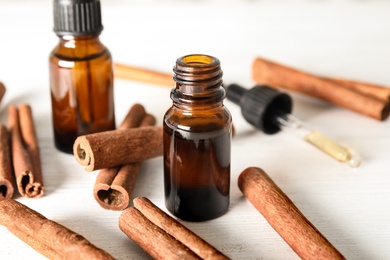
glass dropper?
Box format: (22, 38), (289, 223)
(275, 112), (361, 167)
(226, 84), (361, 167)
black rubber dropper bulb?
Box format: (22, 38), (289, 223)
(225, 83), (361, 167)
(226, 84), (293, 134)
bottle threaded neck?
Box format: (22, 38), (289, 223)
(173, 54), (223, 98)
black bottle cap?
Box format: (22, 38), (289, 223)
(226, 84), (293, 134)
(53, 0), (103, 36)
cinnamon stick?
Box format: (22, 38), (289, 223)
(0, 82), (5, 104)
(0, 199), (114, 260)
(323, 77), (390, 103)
(238, 167), (345, 260)
(93, 104), (157, 210)
(118, 103), (147, 130)
(119, 206), (200, 260)
(74, 125), (163, 172)
(0, 125), (14, 200)
(119, 197), (228, 259)
(114, 63), (175, 87)
(8, 105), (44, 198)
(252, 57), (390, 121)
(133, 197), (229, 260)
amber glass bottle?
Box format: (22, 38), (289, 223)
(163, 54), (232, 222)
(49, 0), (115, 153)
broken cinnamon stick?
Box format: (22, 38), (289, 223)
(0, 82), (5, 104)
(238, 167), (345, 260)
(8, 105), (44, 198)
(133, 197), (229, 260)
(74, 125), (163, 172)
(94, 104), (157, 210)
(114, 63), (175, 87)
(0, 125), (14, 200)
(252, 57), (390, 121)
(0, 199), (114, 260)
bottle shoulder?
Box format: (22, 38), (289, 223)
(164, 105), (232, 132)
(164, 105), (231, 119)
(50, 36), (111, 61)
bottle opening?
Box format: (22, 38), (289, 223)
(181, 55), (216, 66)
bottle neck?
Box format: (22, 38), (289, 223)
(58, 34), (101, 45)
(171, 54), (225, 108)
(54, 34), (107, 60)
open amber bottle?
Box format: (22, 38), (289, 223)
(163, 54), (232, 222)
(49, 0), (115, 153)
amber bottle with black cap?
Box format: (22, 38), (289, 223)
(163, 54), (232, 222)
(49, 0), (115, 153)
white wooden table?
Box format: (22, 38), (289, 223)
(1, 0), (390, 259)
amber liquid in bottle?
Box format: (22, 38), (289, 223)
(163, 54), (232, 222)
(49, 36), (115, 153)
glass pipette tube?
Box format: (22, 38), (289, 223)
(275, 113), (362, 167)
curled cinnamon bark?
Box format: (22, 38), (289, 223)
(323, 77), (390, 103)
(74, 125), (163, 172)
(94, 165), (141, 210)
(119, 197), (228, 259)
(119, 206), (200, 260)
(0, 82), (5, 104)
(133, 197), (229, 260)
(93, 104), (157, 210)
(8, 105), (44, 198)
(238, 167), (345, 260)
(0, 199), (114, 260)
(118, 103), (147, 129)
(252, 57), (390, 121)
(0, 125), (14, 200)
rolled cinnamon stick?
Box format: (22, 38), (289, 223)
(0, 82), (5, 104)
(74, 125), (163, 172)
(114, 63), (174, 87)
(323, 77), (390, 103)
(133, 197), (229, 260)
(94, 165), (141, 210)
(119, 206), (200, 260)
(0, 125), (14, 200)
(8, 105), (44, 198)
(118, 103), (147, 129)
(93, 104), (157, 210)
(238, 167), (345, 260)
(18, 104), (44, 195)
(252, 57), (390, 121)
(0, 199), (114, 260)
